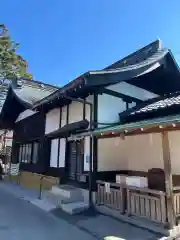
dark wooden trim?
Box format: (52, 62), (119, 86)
(46, 167), (66, 183)
(93, 93), (98, 128)
(59, 107), (62, 128)
(46, 120), (89, 139)
(80, 138), (85, 175)
(100, 88), (142, 103)
(92, 136), (98, 190)
(64, 138), (68, 180)
(91, 93), (98, 190)
(57, 107), (62, 168)
(126, 102), (129, 110)
(64, 104), (69, 172)
(30, 142), (34, 164)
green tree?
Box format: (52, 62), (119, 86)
(0, 24), (32, 82)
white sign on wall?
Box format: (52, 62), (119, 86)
(86, 154), (90, 164)
(105, 182), (111, 193)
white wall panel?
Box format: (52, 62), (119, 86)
(98, 134), (163, 172)
(45, 108), (60, 134)
(68, 102), (83, 124)
(107, 82), (158, 101)
(61, 106), (67, 127)
(98, 94), (126, 127)
(169, 131), (180, 175)
(50, 139), (59, 167)
(85, 95), (94, 122)
(58, 138), (66, 167)
(15, 110), (36, 122)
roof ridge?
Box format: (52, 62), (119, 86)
(104, 39), (163, 70)
(18, 78), (59, 89)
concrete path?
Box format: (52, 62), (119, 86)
(0, 182), (163, 240)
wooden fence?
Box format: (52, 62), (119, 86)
(127, 186), (167, 224)
(96, 180), (125, 213)
(173, 186), (180, 217)
(96, 181), (167, 224)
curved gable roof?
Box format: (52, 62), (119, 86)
(0, 79), (58, 128)
(33, 40), (180, 111)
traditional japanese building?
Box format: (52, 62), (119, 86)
(92, 92), (180, 233)
(30, 40), (180, 189)
(2, 40), (180, 232)
(0, 78), (58, 176)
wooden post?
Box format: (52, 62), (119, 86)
(161, 131), (175, 228)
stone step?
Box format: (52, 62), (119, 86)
(42, 190), (83, 206)
(61, 201), (89, 215)
(42, 190), (63, 206)
(51, 185), (84, 202)
(30, 199), (56, 212)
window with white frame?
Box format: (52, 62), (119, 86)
(18, 142), (39, 164)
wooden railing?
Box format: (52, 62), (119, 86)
(96, 181), (167, 225)
(96, 180), (125, 213)
(127, 186), (167, 224)
(173, 186), (180, 217)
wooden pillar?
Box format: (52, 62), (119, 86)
(161, 131), (175, 228)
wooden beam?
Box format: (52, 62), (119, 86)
(100, 88), (143, 103)
(161, 131), (175, 228)
(96, 123), (180, 139)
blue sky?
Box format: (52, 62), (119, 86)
(1, 1), (180, 86)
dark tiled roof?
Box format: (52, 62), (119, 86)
(0, 78), (58, 112)
(13, 79), (58, 105)
(105, 40), (162, 69)
(34, 40), (170, 109)
(88, 48), (167, 78)
(105, 40), (161, 70)
(119, 92), (180, 124)
(130, 93), (180, 116)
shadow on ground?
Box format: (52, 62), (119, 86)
(51, 208), (163, 240)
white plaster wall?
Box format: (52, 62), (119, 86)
(98, 94), (126, 126)
(45, 95), (93, 132)
(68, 101), (83, 124)
(98, 133), (163, 172)
(84, 136), (90, 171)
(86, 95), (94, 103)
(15, 110), (36, 122)
(169, 131), (180, 175)
(45, 108), (60, 134)
(58, 138), (66, 167)
(61, 106), (67, 127)
(107, 82), (158, 101)
(85, 95), (94, 122)
(98, 137), (127, 171)
(50, 138), (66, 168)
(50, 139), (59, 167)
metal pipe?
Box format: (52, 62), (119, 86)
(39, 176), (44, 199)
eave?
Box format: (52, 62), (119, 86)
(119, 92), (180, 124)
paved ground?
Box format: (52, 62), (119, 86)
(0, 182), (164, 240)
